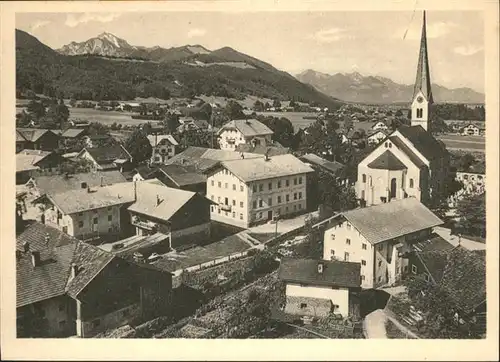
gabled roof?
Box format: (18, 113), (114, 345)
(60, 128), (87, 138)
(339, 198), (443, 245)
(235, 143), (290, 157)
(82, 145), (132, 165)
(389, 135), (427, 168)
(16, 223), (114, 307)
(300, 153), (344, 174)
(219, 119), (273, 137)
(440, 247), (486, 313)
(127, 183), (196, 221)
(367, 150), (407, 170)
(156, 164), (207, 187)
(412, 234), (455, 283)
(279, 258), (361, 289)
(47, 182), (136, 214)
(219, 154), (314, 183)
(397, 126), (447, 161)
(16, 128), (58, 142)
(147, 134), (178, 147)
(164, 146), (262, 172)
(30, 171), (127, 196)
(16, 151), (53, 172)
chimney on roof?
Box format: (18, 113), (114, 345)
(240, 152), (244, 159)
(81, 182), (87, 189)
(264, 149), (270, 161)
(70, 263), (80, 279)
(317, 262), (324, 274)
(45, 233), (50, 247)
(23, 241), (30, 253)
(156, 194), (162, 207)
(31, 251), (41, 267)
(87, 185), (91, 193)
(100, 176), (104, 187)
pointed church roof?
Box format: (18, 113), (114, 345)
(413, 11), (434, 103)
(368, 150), (407, 170)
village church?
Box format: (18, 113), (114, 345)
(356, 12), (450, 207)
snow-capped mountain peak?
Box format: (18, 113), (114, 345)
(97, 32), (123, 48)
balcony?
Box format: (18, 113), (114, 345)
(131, 216), (158, 231)
(219, 203), (232, 212)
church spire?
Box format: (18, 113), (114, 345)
(413, 11), (433, 104)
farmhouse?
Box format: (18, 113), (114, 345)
(218, 119), (274, 151)
(279, 258), (361, 319)
(16, 150), (64, 184)
(461, 123), (485, 136)
(16, 128), (61, 152)
(148, 134), (179, 164)
(321, 197), (443, 289)
(16, 222), (172, 338)
(77, 145), (133, 171)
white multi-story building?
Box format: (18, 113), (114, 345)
(355, 12), (449, 207)
(206, 154), (314, 228)
(148, 134), (178, 164)
(217, 119), (273, 151)
(321, 197), (443, 289)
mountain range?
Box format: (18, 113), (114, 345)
(16, 30), (339, 107)
(295, 69), (485, 104)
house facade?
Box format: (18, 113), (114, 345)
(321, 198), (443, 289)
(16, 223), (172, 338)
(218, 119), (273, 151)
(16, 128), (61, 152)
(279, 258), (361, 319)
(461, 123), (485, 136)
(77, 145), (133, 172)
(367, 130), (388, 145)
(148, 134), (178, 164)
(206, 154), (314, 228)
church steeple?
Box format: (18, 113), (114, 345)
(411, 11), (433, 131)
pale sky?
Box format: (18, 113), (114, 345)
(16, 11), (485, 93)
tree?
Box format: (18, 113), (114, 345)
(257, 116), (295, 148)
(26, 100), (46, 120)
(16, 111), (32, 127)
(253, 100), (265, 112)
(165, 113), (180, 134)
(459, 153), (476, 171)
(455, 193), (486, 238)
(404, 276), (481, 338)
(125, 129), (152, 164)
(45, 99), (70, 129)
(59, 158), (94, 175)
(310, 168), (357, 213)
(223, 100), (245, 120)
(272, 98), (281, 109)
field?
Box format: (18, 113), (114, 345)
(437, 134), (485, 152)
(246, 111), (318, 131)
(16, 106), (159, 127)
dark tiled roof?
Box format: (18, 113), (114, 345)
(389, 135), (427, 168)
(66, 242), (114, 298)
(31, 171), (127, 195)
(219, 119), (273, 137)
(397, 126), (448, 161)
(16, 223), (114, 307)
(278, 258), (361, 289)
(61, 129), (86, 138)
(413, 234), (455, 253)
(300, 153), (344, 174)
(368, 150), (407, 170)
(341, 198), (443, 245)
(85, 145), (131, 165)
(157, 164), (207, 187)
(16, 128), (57, 142)
(439, 247), (486, 313)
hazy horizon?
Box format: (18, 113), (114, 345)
(16, 11), (485, 93)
